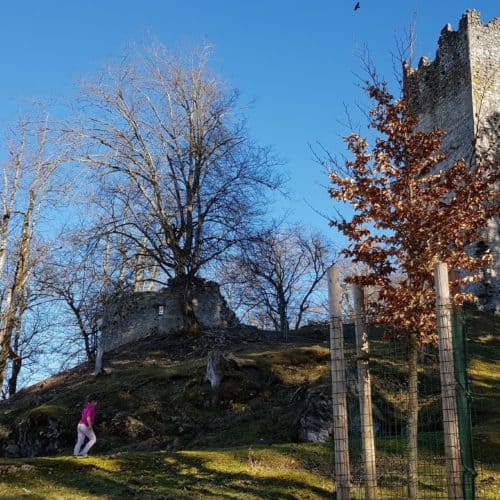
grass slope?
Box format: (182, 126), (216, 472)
(0, 308), (498, 498)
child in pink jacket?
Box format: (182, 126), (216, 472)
(73, 396), (97, 457)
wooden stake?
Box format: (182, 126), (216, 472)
(328, 266), (351, 499)
(434, 262), (464, 500)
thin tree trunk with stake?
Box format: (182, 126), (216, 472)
(407, 331), (419, 499)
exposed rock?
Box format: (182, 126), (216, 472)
(15, 410), (65, 457)
(205, 351), (227, 390)
(110, 413), (153, 439)
(205, 351), (260, 391)
(0, 464), (36, 474)
(117, 437), (161, 453)
(298, 387), (333, 443)
(3, 442), (20, 457)
(297, 381), (383, 443)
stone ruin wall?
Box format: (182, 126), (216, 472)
(102, 280), (238, 352)
(468, 11), (500, 157)
(403, 10), (500, 313)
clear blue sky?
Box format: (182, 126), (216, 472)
(1, 1), (497, 239)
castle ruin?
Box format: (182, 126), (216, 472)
(101, 279), (238, 353)
(403, 10), (499, 313)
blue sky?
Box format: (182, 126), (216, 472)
(0, 1), (498, 240)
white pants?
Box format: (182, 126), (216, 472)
(73, 423), (96, 456)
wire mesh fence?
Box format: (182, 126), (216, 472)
(341, 320), (451, 498)
(325, 265), (481, 499)
(260, 265), (495, 498)
(327, 311), (485, 499)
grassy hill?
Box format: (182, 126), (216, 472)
(0, 308), (498, 499)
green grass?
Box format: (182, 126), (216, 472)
(0, 309), (498, 498)
(0, 443), (497, 499)
(0, 445), (334, 499)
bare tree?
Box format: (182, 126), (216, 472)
(69, 43), (282, 333)
(5, 290), (56, 397)
(224, 225), (334, 336)
(38, 226), (135, 363)
(0, 117), (67, 390)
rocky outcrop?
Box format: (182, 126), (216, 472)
(297, 372), (384, 444)
(2, 406), (67, 457)
(110, 413), (154, 439)
(297, 387), (333, 443)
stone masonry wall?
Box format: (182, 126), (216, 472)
(403, 10), (499, 313)
(469, 11), (500, 157)
(468, 12), (500, 312)
(102, 280), (238, 352)
(404, 15), (475, 163)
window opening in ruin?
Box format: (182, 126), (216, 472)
(158, 305), (164, 316)
(475, 240), (489, 258)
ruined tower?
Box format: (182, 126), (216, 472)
(403, 10), (500, 313)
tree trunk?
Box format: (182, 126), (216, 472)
(0, 336), (10, 391)
(7, 311), (25, 397)
(178, 275), (201, 335)
(205, 350), (227, 391)
(70, 303), (95, 362)
(407, 333), (419, 499)
(0, 191), (34, 389)
(0, 290), (17, 390)
(94, 344), (104, 375)
(7, 355), (22, 396)
(278, 302), (289, 340)
(0, 213), (12, 284)
(353, 285), (377, 499)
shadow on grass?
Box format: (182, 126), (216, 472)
(0, 449), (333, 499)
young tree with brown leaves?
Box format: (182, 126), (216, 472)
(326, 83), (499, 498)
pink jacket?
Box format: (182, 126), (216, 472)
(79, 403), (96, 428)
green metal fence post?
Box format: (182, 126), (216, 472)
(452, 308), (476, 500)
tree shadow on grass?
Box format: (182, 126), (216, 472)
(0, 450), (333, 499)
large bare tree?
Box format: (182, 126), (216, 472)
(70, 44), (282, 332)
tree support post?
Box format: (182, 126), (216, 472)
(328, 266), (351, 499)
(434, 262), (464, 499)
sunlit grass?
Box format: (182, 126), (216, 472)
(1, 444), (498, 499)
(0, 445), (335, 499)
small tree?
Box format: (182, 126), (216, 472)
(225, 225), (333, 336)
(326, 83), (499, 497)
(5, 292), (55, 397)
(38, 227), (135, 363)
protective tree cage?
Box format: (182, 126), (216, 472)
(327, 264), (477, 499)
